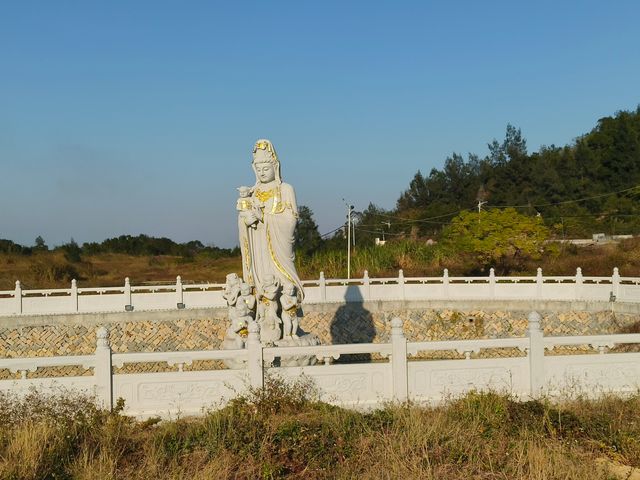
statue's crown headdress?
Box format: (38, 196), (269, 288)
(252, 139), (278, 165)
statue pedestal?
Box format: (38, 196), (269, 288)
(221, 323), (321, 369)
(274, 332), (321, 367)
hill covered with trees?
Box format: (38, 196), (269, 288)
(354, 106), (640, 242)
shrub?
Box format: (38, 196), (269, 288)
(29, 260), (79, 285)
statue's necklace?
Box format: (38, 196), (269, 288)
(254, 188), (275, 203)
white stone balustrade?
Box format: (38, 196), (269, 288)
(3, 313), (640, 417)
(1, 268), (639, 317)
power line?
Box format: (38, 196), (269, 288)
(355, 227), (406, 236)
(378, 210), (464, 223)
(324, 185), (639, 240)
(486, 185), (640, 209)
(319, 225), (344, 238)
(370, 185), (639, 227)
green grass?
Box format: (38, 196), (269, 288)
(1, 379), (640, 479)
(297, 237), (640, 279)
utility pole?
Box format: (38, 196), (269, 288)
(381, 221), (391, 241)
(343, 200), (355, 279)
(477, 200), (488, 224)
(352, 212), (356, 248)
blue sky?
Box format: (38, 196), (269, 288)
(1, 1), (639, 248)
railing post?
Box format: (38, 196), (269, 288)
(71, 279), (78, 312)
(391, 317), (408, 402)
(94, 326), (113, 410)
(14, 280), (22, 314)
(612, 267), (620, 301)
(363, 270), (371, 301)
(247, 321), (264, 390)
(398, 269), (405, 301)
(489, 268), (496, 299)
(574, 267), (583, 300)
(176, 275), (185, 309)
(528, 311), (544, 398)
(124, 277), (133, 311)
(443, 269), (449, 299)
(319, 271), (326, 302)
(536, 267), (543, 299)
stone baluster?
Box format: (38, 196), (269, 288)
(176, 275), (185, 309)
(246, 321), (264, 390)
(443, 269), (450, 298)
(95, 326), (113, 410)
(363, 270), (371, 301)
(574, 268), (583, 300)
(489, 268), (496, 298)
(319, 271), (326, 302)
(536, 267), (543, 299)
(391, 317), (408, 402)
(528, 311), (544, 397)
(124, 277), (133, 311)
(612, 267), (620, 302)
(398, 269), (405, 301)
(71, 279), (78, 312)
(14, 280), (22, 314)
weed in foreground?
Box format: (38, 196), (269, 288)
(2, 386), (640, 479)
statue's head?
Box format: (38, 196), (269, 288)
(240, 282), (251, 295)
(237, 186), (252, 198)
(225, 273), (240, 287)
(252, 139), (281, 185)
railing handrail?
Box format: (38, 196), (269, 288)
(408, 337), (529, 354)
(1, 268), (637, 317)
(111, 349), (248, 367)
(544, 333), (640, 348)
(263, 342), (392, 360)
(0, 354), (96, 373)
(4, 272), (631, 295)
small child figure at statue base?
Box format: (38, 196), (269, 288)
(280, 282), (299, 338)
(257, 274), (281, 344)
(238, 282), (256, 319)
(222, 273), (242, 321)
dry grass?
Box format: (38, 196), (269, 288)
(1, 382), (640, 479)
(2, 237), (640, 290)
(0, 251), (241, 289)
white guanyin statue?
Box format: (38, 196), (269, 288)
(222, 139), (319, 368)
(237, 139), (304, 301)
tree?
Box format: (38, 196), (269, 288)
(0, 239), (30, 254)
(295, 206), (323, 257)
(442, 208), (550, 273)
(61, 238), (82, 263)
(34, 236), (48, 251)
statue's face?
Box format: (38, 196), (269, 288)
(255, 162), (275, 183)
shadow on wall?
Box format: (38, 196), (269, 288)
(330, 284), (375, 362)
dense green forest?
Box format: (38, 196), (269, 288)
(0, 235), (239, 261)
(350, 106), (640, 244)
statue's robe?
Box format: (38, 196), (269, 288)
(238, 182), (304, 300)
